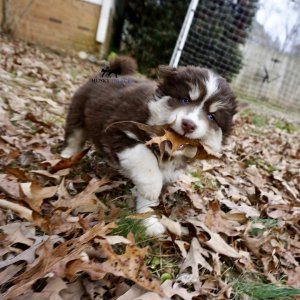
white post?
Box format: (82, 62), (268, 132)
(169, 0), (199, 67)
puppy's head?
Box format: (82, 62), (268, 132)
(149, 65), (237, 152)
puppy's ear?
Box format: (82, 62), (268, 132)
(157, 65), (177, 80)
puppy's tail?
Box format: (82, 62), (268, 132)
(109, 56), (137, 75)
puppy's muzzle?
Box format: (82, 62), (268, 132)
(181, 119), (197, 134)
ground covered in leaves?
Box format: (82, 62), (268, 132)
(0, 34), (300, 300)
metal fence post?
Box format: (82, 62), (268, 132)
(169, 0), (199, 67)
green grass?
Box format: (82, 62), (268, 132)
(190, 170), (218, 191)
(243, 155), (276, 174)
(274, 120), (298, 133)
(238, 93), (299, 114)
(234, 282), (300, 300)
(252, 114), (269, 127)
(238, 94), (300, 129)
(240, 108), (269, 127)
(110, 217), (147, 243)
(232, 272), (300, 300)
(249, 218), (278, 237)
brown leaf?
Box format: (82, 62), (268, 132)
(66, 241), (162, 295)
(48, 208), (81, 234)
(50, 147), (90, 173)
(145, 128), (221, 160)
(0, 264), (24, 285)
(0, 234), (62, 269)
(0, 222), (36, 247)
(180, 237), (212, 290)
(219, 198), (260, 218)
(109, 121), (221, 160)
(116, 284), (145, 300)
(20, 182), (58, 213)
(204, 200), (242, 236)
(245, 165), (265, 188)
(0, 174), (22, 200)
(160, 215), (182, 236)
(242, 224), (270, 257)
(4, 166), (30, 181)
(25, 112), (51, 128)
(3, 223), (114, 299)
(105, 235), (132, 245)
(59, 280), (85, 300)
(285, 266), (300, 288)
(161, 279), (199, 300)
(53, 177), (109, 210)
(195, 221), (241, 258)
(14, 276), (68, 300)
(100, 241), (162, 295)
(0, 199), (33, 221)
(64, 259), (106, 281)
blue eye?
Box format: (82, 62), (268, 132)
(208, 113), (215, 121)
(180, 97), (191, 104)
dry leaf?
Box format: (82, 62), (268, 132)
(3, 223), (114, 299)
(100, 241), (162, 294)
(0, 174), (22, 200)
(0, 199), (33, 221)
(65, 241), (162, 294)
(160, 215), (182, 236)
(105, 235), (132, 245)
(109, 121), (221, 160)
(50, 147), (90, 173)
(180, 237), (212, 290)
(20, 182), (58, 213)
(53, 177), (109, 210)
(0, 264), (24, 286)
(220, 198), (260, 218)
(161, 280), (199, 300)
(195, 221), (241, 258)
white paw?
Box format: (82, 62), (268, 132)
(136, 196), (159, 213)
(143, 216), (166, 237)
(137, 178), (162, 201)
(61, 147), (76, 158)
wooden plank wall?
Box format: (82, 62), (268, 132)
(1, 0), (103, 53)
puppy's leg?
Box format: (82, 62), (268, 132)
(118, 144), (166, 236)
(135, 195), (166, 236)
(61, 90), (87, 158)
(61, 128), (86, 158)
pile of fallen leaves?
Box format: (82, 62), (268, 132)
(1, 34), (300, 300)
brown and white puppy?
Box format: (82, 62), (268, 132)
(62, 57), (237, 236)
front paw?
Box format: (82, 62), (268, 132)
(143, 216), (166, 236)
(136, 176), (163, 201)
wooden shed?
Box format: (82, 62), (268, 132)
(0, 0), (116, 55)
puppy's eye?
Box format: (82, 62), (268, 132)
(208, 113), (215, 121)
(179, 97), (191, 105)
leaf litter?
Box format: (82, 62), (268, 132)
(0, 35), (300, 299)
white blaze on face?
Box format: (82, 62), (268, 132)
(189, 84), (200, 101)
(203, 71), (219, 102)
(209, 100), (228, 113)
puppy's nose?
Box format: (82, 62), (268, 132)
(181, 119), (197, 134)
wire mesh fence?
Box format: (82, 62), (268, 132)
(176, 0), (300, 109)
